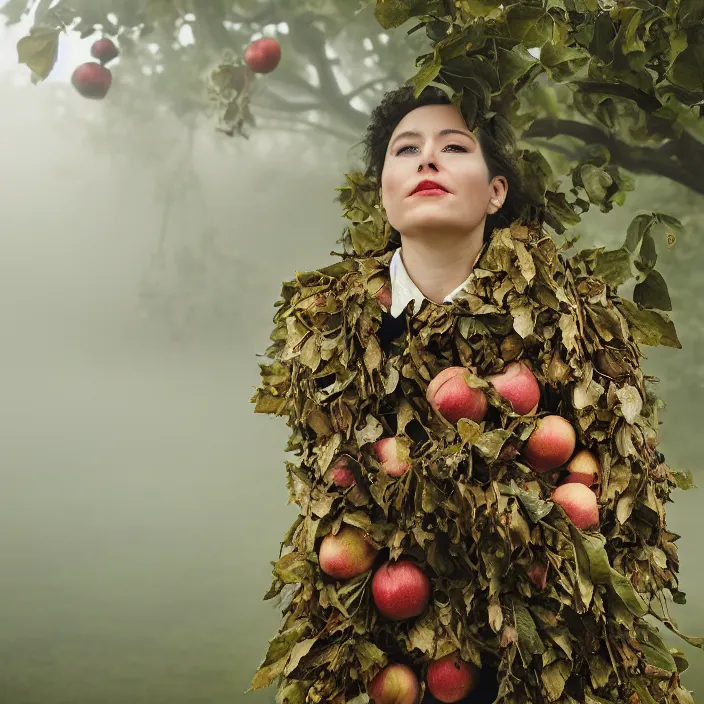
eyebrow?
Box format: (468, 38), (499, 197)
(389, 128), (477, 150)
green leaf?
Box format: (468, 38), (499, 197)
(609, 567), (648, 617)
(374, 0), (432, 29)
(409, 53), (443, 97)
(460, 0), (503, 18)
(619, 9), (645, 54)
(638, 631), (677, 673)
(679, 0), (704, 28)
(540, 42), (590, 83)
(571, 526), (595, 609)
(275, 681), (312, 704)
(633, 231), (657, 281)
(506, 5), (554, 47)
(618, 299), (681, 349)
(590, 246), (633, 288)
(575, 530), (647, 617)
(629, 677), (658, 704)
(633, 269), (672, 311)
(577, 531), (611, 584)
(496, 45), (540, 89)
(355, 640), (387, 672)
(625, 213), (653, 253)
(541, 659), (571, 700)
(671, 468), (696, 490)
(669, 43), (704, 91)
(275, 552), (314, 584)
(475, 428), (511, 461)
(513, 601), (546, 666)
(16, 24), (61, 82)
(284, 637), (319, 676)
(511, 480), (553, 523)
(251, 620), (310, 690)
(581, 164), (613, 207)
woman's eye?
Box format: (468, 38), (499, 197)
(443, 144), (468, 152)
(395, 143), (468, 155)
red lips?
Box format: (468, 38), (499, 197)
(410, 179), (448, 195)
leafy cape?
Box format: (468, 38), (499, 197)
(250, 203), (698, 703)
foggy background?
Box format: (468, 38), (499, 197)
(1, 12), (703, 704)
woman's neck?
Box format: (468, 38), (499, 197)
(398, 231), (484, 304)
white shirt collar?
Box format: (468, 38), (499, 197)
(389, 247), (478, 318)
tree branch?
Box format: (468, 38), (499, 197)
(344, 76), (395, 101)
(524, 118), (704, 196)
(287, 17), (369, 132)
(258, 115), (358, 142)
(525, 139), (581, 161)
(255, 88), (321, 114)
(573, 80), (661, 113)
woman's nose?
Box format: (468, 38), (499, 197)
(417, 158), (439, 172)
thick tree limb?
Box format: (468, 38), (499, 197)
(524, 118), (704, 196)
(574, 81), (661, 113)
(287, 17), (369, 132)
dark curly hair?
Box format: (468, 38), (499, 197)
(363, 85), (536, 244)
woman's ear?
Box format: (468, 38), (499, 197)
(487, 176), (508, 215)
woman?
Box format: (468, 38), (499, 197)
(362, 84), (534, 355)
(253, 83), (686, 704)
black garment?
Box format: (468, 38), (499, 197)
(378, 310), (407, 436)
(379, 309), (407, 357)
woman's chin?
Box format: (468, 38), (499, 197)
(396, 214), (477, 238)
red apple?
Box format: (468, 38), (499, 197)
(563, 449), (600, 487)
(71, 62), (112, 99)
(325, 457), (356, 488)
(369, 663), (420, 704)
(90, 38), (119, 65)
(426, 367), (488, 425)
(526, 562), (548, 590)
(426, 654), (480, 703)
(244, 37), (282, 74)
(371, 560), (431, 620)
(552, 482), (599, 530)
(488, 361), (541, 415)
(373, 436), (411, 477)
(524, 415), (576, 472)
(319, 526), (377, 580)
(375, 285), (392, 310)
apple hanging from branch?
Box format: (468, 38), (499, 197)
(71, 62), (112, 99)
(244, 37), (282, 74)
(90, 38), (119, 65)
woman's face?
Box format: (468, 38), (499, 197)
(380, 104), (507, 239)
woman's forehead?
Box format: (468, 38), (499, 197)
(390, 104), (468, 137)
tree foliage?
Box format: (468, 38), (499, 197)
(6, 0), (704, 337)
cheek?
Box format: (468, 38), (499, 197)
(380, 167), (401, 216)
(455, 165), (491, 205)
